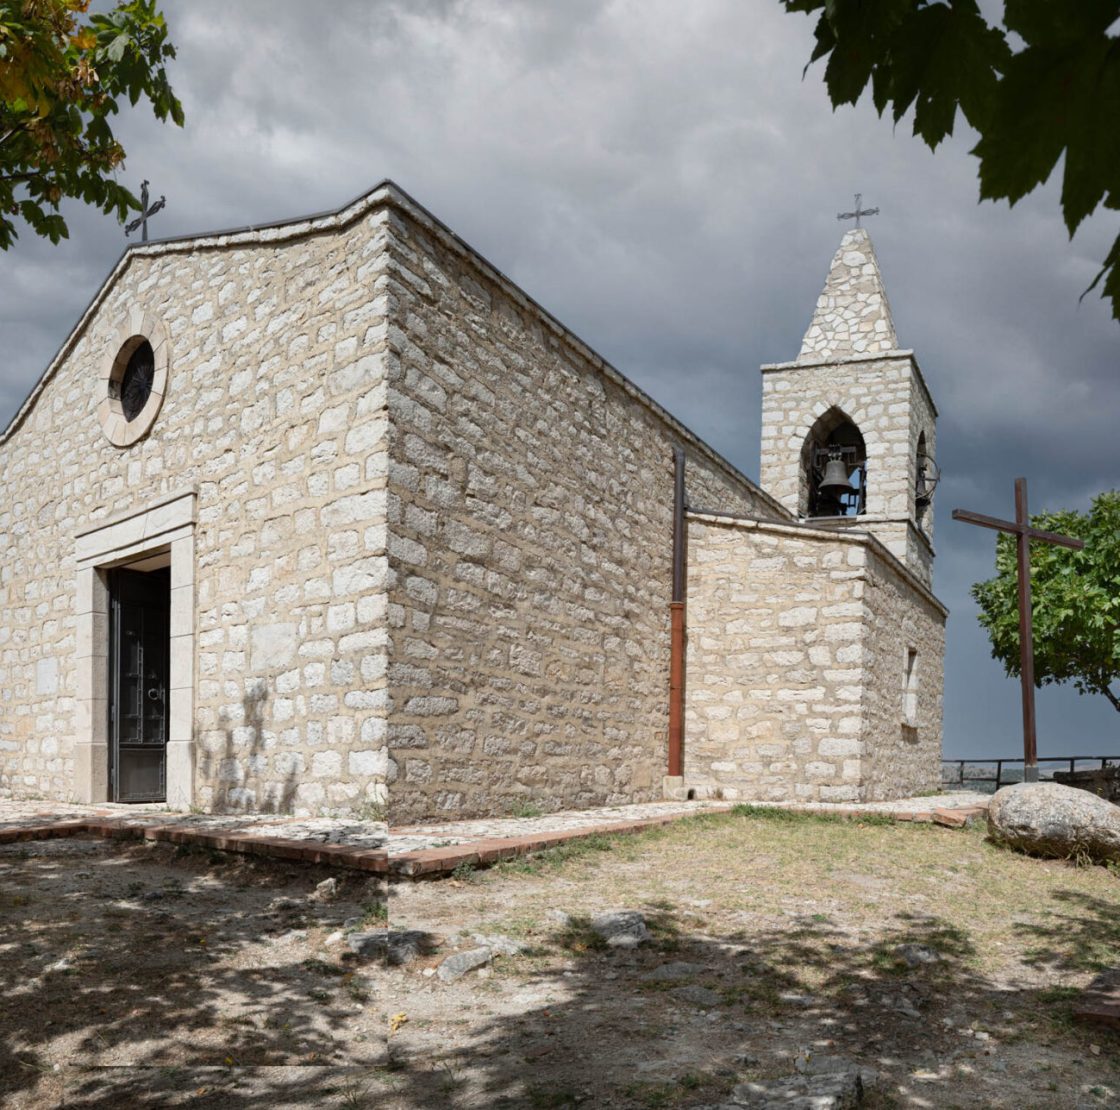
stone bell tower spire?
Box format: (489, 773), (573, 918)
(759, 220), (939, 588)
(799, 228), (898, 361)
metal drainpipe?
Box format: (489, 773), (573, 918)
(668, 448), (686, 778)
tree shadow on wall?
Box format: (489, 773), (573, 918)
(381, 890), (1120, 1108)
(203, 683), (297, 816)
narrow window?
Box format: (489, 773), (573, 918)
(902, 648), (918, 726)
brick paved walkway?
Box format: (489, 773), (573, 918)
(0, 791), (990, 877)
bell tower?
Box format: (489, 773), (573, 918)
(759, 225), (939, 587)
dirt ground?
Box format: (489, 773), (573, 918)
(0, 836), (388, 1108)
(2, 811), (1119, 1109)
(385, 810), (1120, 1109)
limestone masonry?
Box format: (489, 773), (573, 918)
(0, 183), (946, 821)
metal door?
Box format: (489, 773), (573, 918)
(109, 567), (170, 802)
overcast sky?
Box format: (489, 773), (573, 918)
(2, 0), (1117, 762)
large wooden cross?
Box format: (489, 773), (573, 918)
(953, 478), (1085, 782)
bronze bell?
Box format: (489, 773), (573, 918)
(819, 456), (855, 493)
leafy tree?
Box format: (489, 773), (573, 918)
(0, 0), (183, 248)
(784, 0), (1120, 320)
(972, 491), (1120, 714)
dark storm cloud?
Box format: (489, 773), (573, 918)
(1, 0), (1117, 757)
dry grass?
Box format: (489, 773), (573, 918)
(387, 808), (1120, 1108)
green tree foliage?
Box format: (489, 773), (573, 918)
(0, 0), (182, 248)
(972, 491), (1120, 713)
(784, 0), (1120, 320)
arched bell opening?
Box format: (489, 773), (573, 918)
(914, 430), (940, 522)
(801, 407), (867, 518)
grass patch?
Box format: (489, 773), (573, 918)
(488, 833), (617, 878)
(301, 957), (346, 977)
(729, 803), (898, 828)
(508, 800), (546, 819)
(524, 1083), (586, 1108)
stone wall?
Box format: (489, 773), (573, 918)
(380, 205), (780, 823)
(858, 545), (945, 800)
(0, 201), (395, 814)
(683, 513), (944, 802)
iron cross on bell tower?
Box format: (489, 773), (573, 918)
(124, 180), (166, 243)
(837, 193), (879, 229)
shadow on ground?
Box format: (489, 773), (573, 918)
(383, 889), (1120, 1108)
(0, 836), (388, 1108)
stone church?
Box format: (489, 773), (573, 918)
(0, 181), (945, 823)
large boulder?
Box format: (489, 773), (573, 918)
(988, 782), (1120, 863)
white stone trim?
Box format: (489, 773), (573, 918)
(72, 492), (197, 806)
(97, 308), (171, 447)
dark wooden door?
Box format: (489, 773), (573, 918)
(109, 567), (170, 802)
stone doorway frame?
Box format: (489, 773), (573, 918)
(73, 491), (196, 807)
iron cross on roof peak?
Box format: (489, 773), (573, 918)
(837, 193), (879, 229)
(124, 180), (166, 243)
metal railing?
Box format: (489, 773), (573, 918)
(942, 756), (1119, 792)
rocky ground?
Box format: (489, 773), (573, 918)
(2, 807), (1118, 1108)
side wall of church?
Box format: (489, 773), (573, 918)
(380, 206), (780, 823)
(682, 515), (869, 802)
(683, 513), (945, 803)
(858, 546), (944, 800)
(0, 209), (394, 814)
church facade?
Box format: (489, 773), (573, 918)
(0, 182), (945, 822)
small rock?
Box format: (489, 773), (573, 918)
(642, 961), (707, 982)
(309, 877), (338, 902)
(347, 930), (430, 966)
(795, 1052), (875, 1086)
(590, 910), (650, 949)
(896, 944), (940, 967)
(470, 933), (524, 957)
(270, 897), (303, 913)
(673, 985), (721, 1008)
(324, 930), (344, 946)
(730, 1069), (863, 1108)
(45, 958), (72, 974)
(140, 890), (164, 903)
(437, 946), (492, 982)
(778, 991), (817, 1007)
(274, 929), (307, 944)
(546, 909), (571, 927)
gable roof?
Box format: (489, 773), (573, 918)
(0, 180), (788, 520)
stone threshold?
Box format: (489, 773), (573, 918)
(0, 795), (989, 878)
